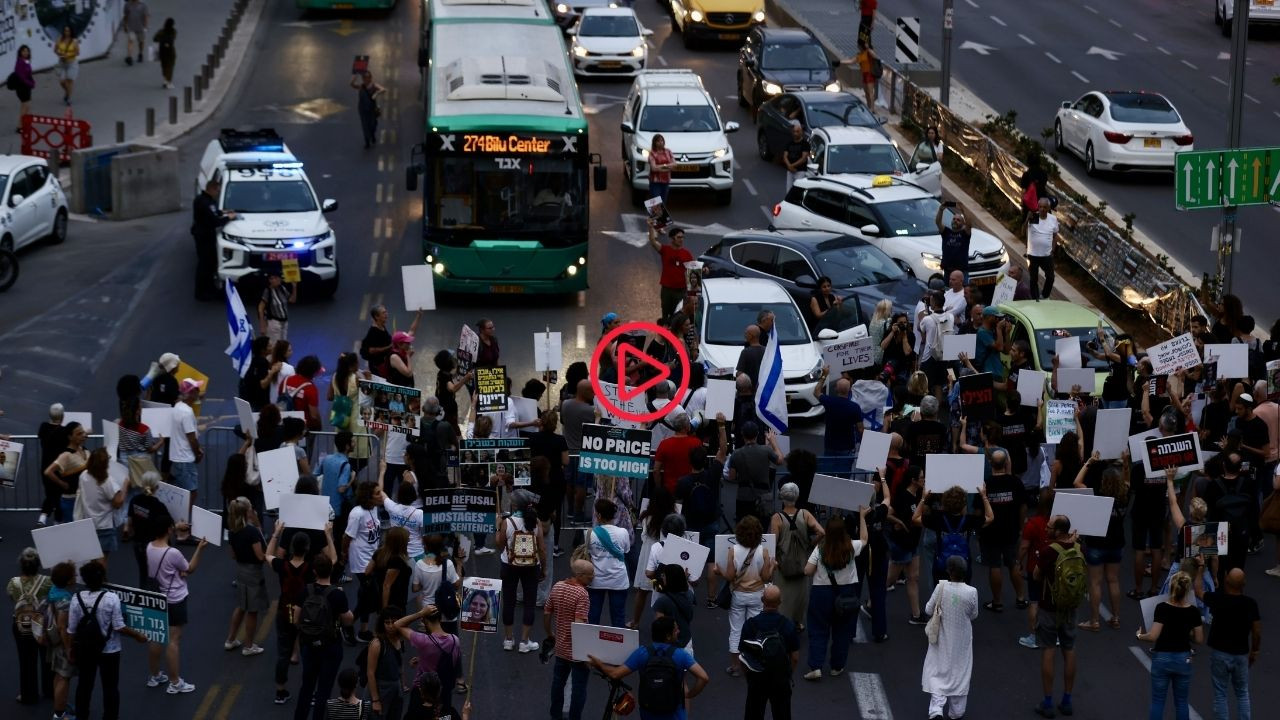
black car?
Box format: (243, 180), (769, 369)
(756, 91), (886, 162)
(737, 27), (840, 114)
(699, 228), (928, 335)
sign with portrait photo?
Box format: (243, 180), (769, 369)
(0, 438), (24, 488)
(457, 324), (480, 374)
(458, 438), (530, 489)
(357, 379), (422, 436)
(461, 577), (501, 633)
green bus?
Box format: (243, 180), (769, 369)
(296, 0), (398, 9)
(406, 8), (606, 295)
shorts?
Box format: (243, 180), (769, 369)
(978, 538), (1018, 568)
(1035, 609), (1076, 651)
(169, 461), (199, 492)
(49, 644), (75, 678)
(888, 539), (918, 565)
(96, 527), (119, 554)
(1130, 512), (1167, 550)
(55, 61), (78, 82)
(1084, 544), (1123, 566)
(169, 598), (189, 627)
(922, 358), (948, 388)
(235, 563), (270, 613)
(568, 458), (593, 490)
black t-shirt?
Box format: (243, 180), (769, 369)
(997, 408), (1037, 476)
(436, 370), (458, 422)
(904, 419), (947, 463)
(1203, 592), (1260, 655)
(229, 525), (265, 564)
(361, 326), (393, 374)
(1237, 415), (1269, 465)
(127, 494), (172, 544)
(1200, 400), (1232, 447)
(979, 473), (1024, 544)
(889, 486), (922, 550)
(1102, 361), (1130, 402)
(374, 555), (413, 610)
(281, 527), (328, 564)
(529, 430), (568, 517)
(38, 422), (68, 471)
(240, 356), (271, 411)
(1152, 602), (1202, 653)
(939, 227), (971, 271)
(784, 139), (808, 167)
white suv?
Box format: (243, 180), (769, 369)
(620, 70), (739, 207)
(773, 175), (1008, 286)
(806, 126), (942, 197)
(196, 129), (340, 296)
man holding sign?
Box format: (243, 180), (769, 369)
(544, 560), (594, 720)
(589, 617), (709, 717)
(811, 366), (864, 457)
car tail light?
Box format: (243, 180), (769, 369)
(1103, 131), (1132, 144)
(1173, 134), (1194, 146)
(772, 203), (781, 217)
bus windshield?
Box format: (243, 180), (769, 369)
(430, 156), (585, 245)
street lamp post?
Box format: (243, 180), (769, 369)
(940, 0), (954, 106)
(1217, 0), (1249, 298)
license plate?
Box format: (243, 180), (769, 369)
(597, 61), (622, 68)
(490, 285), (525, 293)
(719, 33), (740, 40)
(1260, 0), (1274, 6)
(1143, 138), (1162, 148)
(264, 252), (298, 261)
(674, 163), (700, 172)
(972, 275), (997, 286)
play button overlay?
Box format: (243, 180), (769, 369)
(590, 321), (690, 425)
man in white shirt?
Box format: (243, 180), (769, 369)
(168, 378), (203, 514)
(943, 270), (968, 326)
(1026, 198), (1059, 301)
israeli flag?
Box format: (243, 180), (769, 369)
(224, 279), (253, 378)
(755, 325), (789, 435)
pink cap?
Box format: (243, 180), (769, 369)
(392, 331), (414, 345)
(179, 378), (204, 394)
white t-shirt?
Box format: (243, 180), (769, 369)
(269, 362), (296, 406)
(79, 475), (121, 530)
(383, 497), (425, 559)
(499, 515), (535, 565)
(587, 524), (632, 590)
(67, 590), (126, 654)
(943, 288), (966, 325)
(808, 541), (864, 585)
(411, 558), (460, 616)
(384, 431), (407, 465)
(345, 505), (383, 573)
(1027, 213), (1059, 257)
(168, 400), (197, 462)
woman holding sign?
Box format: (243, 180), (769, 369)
(44, 422), (89, 528)
(1136, 571), (1203, 720)
(145, 515), (209, 694)
(77, 448), (126, 560)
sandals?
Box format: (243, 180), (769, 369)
(1076, 620), (1101, 632)
(1108, 617), (1122, 629)
(1126, 589), (1144, 601)
(983, 601), (1004, 613)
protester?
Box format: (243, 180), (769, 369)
(633, 490), (678, 628)
(912, 485), (993, 587)
(327, 667), (370, 719)
(1034, 515), (1083, 718)
(545, 559), (594, 720)
(1026, 198), (1059, 301)
(411, 535), (460, 623)
(78, 448), (126, 560)
(344, 481), (385, 642)
(648, 221), (693, 319)
(651, 561), (696, 657)
(887, 465), (927, 624)
(648, 134), (675, 204)
(223, 497), (268, 656)
(588, 617), (709, 717)
(738, 584), (799, 720)
(45, 562), (75, 719)
(1137, 571), (1203, 720)
(978, 449), (1027, 612)
(770, 482), (823, 630)
(394, 604), (463, 706)
(68, 560), (148, 720)
(369, 527), (413, 629)
(495, 489), (545, 652)
(8, 547), (51, 704)
(293, 554), (352, 720)
(168, 379), (204, 514)
(258, 270), (296, 341)
(810, 368), (865, 457)
(35, 404), (68, 525)
(146, 514), (206, 694)
(727, 422), (783, 525)
(921, 556), (979, 720)
(352, 70), (385, 148)
(718, 514), (774, 677)
(44, 422), (88, 527)
(364, 606), (405, 720)
(586, 498), (631, 627)
(1076, 458), (1128, 631)
(802, 510), (866, 680)
(1202, 568), (1261, 719)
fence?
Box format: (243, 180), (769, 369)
(21, 114), (93, 165)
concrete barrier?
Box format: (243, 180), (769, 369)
(68, 143), (180, 219)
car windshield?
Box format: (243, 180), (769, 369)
(222, 180), (317, 213)
(873, 197), (942, 236)
(761, 42), (829, 70)
(811, 241), (905, 287)
(579, 15), (639, 36)
(825, 143), (907, 174)
(639, 104), (720, 132)
(705, 301), (811, 346)
(1107, 93), (1181, 124)
(429, 156), (586, 245)
(806, 99), (878, 129)
(1036, 327), (1119, 372)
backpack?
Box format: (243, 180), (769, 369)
(12, 577), (46, 637)
(330, 392), (353, 430)
(278, 379), (313, 414)
(684, 470), (717, 528)
(930, 312), (955, 360)
(73, 592), (110, 659)
(870, 56), (884, 79)
(775, 511), (813, 579)
(933, 515), (969, 574)
(637, 644), (684, 714)
(245, 445), (261, 487)
(1212, 477), (1252, 541)
(507, 518), (539, 567)
(297, 583), (338, 645)
(1047, 542), (1087, 615)
(435, 572), (461, 619)
(740, 628), (790, 678)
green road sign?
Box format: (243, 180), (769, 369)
(1176, 147), (1280, 210)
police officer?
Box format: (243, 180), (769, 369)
(191, 176), (236, 300)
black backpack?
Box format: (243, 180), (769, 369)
(638, 644), (683, 714)
(683, 470), (717, 528)
(435, 574), (461, 619)
(297, 584), (338, 645)
(740, 628), (790, 679)
(1213, 477), (1252, 541)
(73, 592), (111, 660)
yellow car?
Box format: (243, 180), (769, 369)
(993, 299), (1119, 398)
(669, 0), (764, 48)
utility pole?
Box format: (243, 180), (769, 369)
(940, 0), (954, 105)
(1218, 0), (1249, 298)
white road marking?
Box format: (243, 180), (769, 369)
(990, 15), (1006, 27)
(387, 156), (396, 173)
(1128, 647), (1205, 720)
(760, 204), (772, 223)
(1018, 34), (1036, 45)
(576, 324), (586, 349)
(384, 218), (394, 240)
(1109, 18), (1122, 28)
(1182, 59), (1198, 70)
(1158, 46), (1172, 55)
(381, 252), (391, 277)
(1246, 93), (1260, 105)
(1045, 52), (1062, 64)
(1133, 33), (1148, 42)
(373, 217), (383, 238)
(376, 184), (384, 203)
(964, 0), (979, 8)
(386, 186), (394, 205)
(378, 155), (385, 172)
(743, 177), (758, 196)
(358, 293), (371, 322)
(1083, 4), (1099, 13)
(657, 55), (668, 67)
(577, 291), (587, 308)
(369, 252), (379, 277)
(1218, 51), (1231, 60)
(850, 673), (894, 720)
(1212, 76), (1228, 86)
(1071, 70), (1089, 83)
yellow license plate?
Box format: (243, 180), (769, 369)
(972, 275), (997, 286)
(1259, 0), (1274, 6)
(490, 285), (525, 293)
(1143, 138), (1162, 148)
(674, 163), (700, 172)
(719, 33), (740, 40)
(597, 61), (622, 68)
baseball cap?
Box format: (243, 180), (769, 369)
(601, 312), (619, 331)
(158, 353), (181, 373)
(178, 378), (204, 395)
(392, 331), (414, 345)
(981, 306), (1002, 317)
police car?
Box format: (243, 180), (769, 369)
(196, 129), (340, 296)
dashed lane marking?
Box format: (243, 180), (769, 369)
(1212, 76), (1228, 86)
(1045, 52), (1061, 64)
(760, 204), (772, 223)
(358, 293), (372, 323)
(576, 324), (586, 349)
(850, 672), (894, 719)
(964, 0), (979, 7)
(1071, 70), (1089, 83)
(1083, 4), (1099, 12)
(576, 291), (586, 308)
(381, 251), (391, 277)
(369, 251), (380, 277)
(1158, 46), (1172, 55)
(990, 15), (1006, 26)
(1109, 18), (1122, 28)
(743, 177), (758, 196)
(384, 218), (395, 240)
(1133, 32), (1148, 42)
(373, 217), (383, 238)
(376, 183), (384, 203)
(192, 684), (223, 720)
(1181, 59), (1198, 70)
(378, 155), (386, 172)
(386, 185), (394, 205)
(214, 684), (243, 720)
(657, 55), (668, 66)
(1018, 34), (1035, 45)
(1246, 93), (1260, 104)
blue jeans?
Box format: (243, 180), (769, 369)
(648, 181), (669, 204)
(1210, 650), (1250, 720)
(587, 588), (628, 628)
(549, 656), (588, 720)
(169, 461), (198, 492)
(1149, 651), (1193, 720)
(1103, 400), (1128, 410)
(806, 583), (856, 671)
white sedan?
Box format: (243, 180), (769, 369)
(0, 154), (69, 253)
(569, 7), (651, 77)
(1053, 90), (1193, 175)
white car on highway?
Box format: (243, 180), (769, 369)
(569, 7), (652, 77)
(1216, 0), (1280, 36)
(1053, 90), (1193, 175)
(0, 154), (69, 253)
(773, 174), (1009, 286)
(805, 126), (943, 197)
(196, 129), (340, 296)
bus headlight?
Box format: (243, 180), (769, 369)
(566, 265), (578, 276)
(753, 10), (766, 21)
(433, 262), (446, 275)
(689, 10), (704, 22)
(763, 81), (783, 96)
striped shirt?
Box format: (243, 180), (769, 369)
(324, 698), (369, 720)
(262, 284), (290, 321)
(544, 580), (590, 661)
(117, 422), (155, 456)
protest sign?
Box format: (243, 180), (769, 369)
(958, 372), (995, 421)
(1054, 337), (1082, 369)
(924, 454), (984, 493)
(714, 534), (777, 572)
(533, 331), (563, 373)
(991, 276), (1017, 306)
(235, 398), (256, 438)
(458, 439), (530, 489)
(31, 520), (102, 568)
(281, 259), (302, 283)
(1147, 333), (1201, 375)
(259, 445), (300, 511)
(1183, 522), (1229, 558)
(0, 438), (23, 488)
(685, 261), (703, 297)
(580, 424), (653, 479)
(155, 481), (191, 525)
(62, 412), (93, 430)
(174, 362), (209, 416)
(1050, 492), (1114, 536)
(822, 337), (875, 372)
(1140, 593), (1169, 632)
(1092, 408), (1130, 460)
(421, 488), (498, 534)
(1018, 370), (1047, 407)
(854, 430), (891, 472)
(1268, 359), (1280, 401)
(102, 420), (118, 462)
(141, 407), (174, 438)
(942, 334), (977, 362)
(358, 379), (422, 436)
(808, 474), (876, 512)
(658, 533), (711, 581)
(775, 434), (790, 459)
(474, 366), (508, 413)
(457, 324), (480, 374)
(1202, 344), (1247, 379)
(401, 264), (437, 311)
(1045, 400), (1076, 445)
(279, 494), (332, 531)
(571, 623), (639, 665)
(190, 506), (222, 546)
(461, 577), (501, 633)
(106, 583), (169, 644)
(644, 196), (672, 229)
(1143, 432), (1203, 475)
(1054, 368), (1095, 394)
(594, 381), (647, 429)
(703, 379), (736, 421)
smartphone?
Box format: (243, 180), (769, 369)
(944, 201), (956, 208)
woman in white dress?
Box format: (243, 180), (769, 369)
(922, 555), (979, 720)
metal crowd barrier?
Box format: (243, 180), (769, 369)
(0, 434), (108, 512)
(201, 427), (383, 508)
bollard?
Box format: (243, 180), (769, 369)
(146, 108), (155, 137)
(201, 63), (210, 83)
(194, 75), (203, 101)
(184, 86), (193, 113)
(169, 96), (178, 125)
(116, 121), (125, 143)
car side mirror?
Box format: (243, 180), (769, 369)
(860, 223), (880, 236)
(831, 58), (841, 67)
(806, 161), (818, 175)
(593, 164), (608, 192)
(642, 27), (654, 36)
(8, 194), (23, 208)
(794, 274), (816, 288)
(817, 328), (839, 340)
(620, 121), (635, 134)
(1061, 101), (1072, 109)
(724, 121), (740, 133)
(321, 199), (339, 213)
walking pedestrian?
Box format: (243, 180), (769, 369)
(191, 176), (237, 300)
(782, 122), (809, 192)
(1026, 198), (1059, 301)
(647, 221), (693, 319)
(651, 562), (696, 661)
(53, 26), (79, 106)
(365, 607), (406, 720)
(344, 481), (384, 642)
(124, 471), (173, 587)
(845, 38), (878, 109)
(222, 497), (269, 657)
(352, 71), (385, 148)
(586, 498), (631, 627)
(370, 527), (413, 620)
(145, 515), (206, 694)
(545, 559), (594, 720)
(1033, 515), (1083, 718)
(154, 18), (176, 88)
(77, 448), (125, 561)
(921, 556), (979, 720)
(327, 668), (371, 720)
(648, 134), (674, 205)
(858, 0), (876, 43)
(68, 561), (148, 720)
(497, 490), (546, 651)
(264, 523), (325, 705)
(8, 547), (51, 705)
(45, 562), (76, 720)
(588, 617), (709, 718)
(802, 510), (865, 680)
(888, 465), (927, 625)
(1137, 571), (1203, 720)
(7, 44), (33, 131)
(36, 403), (68, 526)
(258, 270), (296, 342)
(395, 604), (463, 705)
(739, 585), (799, 720)
(769, 483), (823, 629)
(122, 0), (150, 65)
(293, 554), (352, 720)
(44, 422), (89, 527)
(1203, 568), (1261, 720)
(1077, 459), (1128, 632)
(719, 515), (774, 677)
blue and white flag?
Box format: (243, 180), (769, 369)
(224, 280), (253, 378)
(755, 325), (789, 435)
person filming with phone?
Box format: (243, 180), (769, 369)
(935, 201), (971, 281)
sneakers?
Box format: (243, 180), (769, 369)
(274, 689), (291, 705)
(829, 667), (844, 676)
(1018, 633), (1040, 649)
(503, 639), (515, 651)
(125, 56), (133, 66)
(1265, 566), (1280, 578)
(36, 513), (47, 526)
(241, 644), (265, 657)
(908, 613), (929, 625)
(802, 669), (821, 681)
(518, 640), (539, 654)
(146, 672), (169, 688)
(1034, 702), (1055, 718)
(553, 546), (564, 558)
(166, 679), (195, 695)
(474, 547), (495, 556)
(223, 640), (242, 651)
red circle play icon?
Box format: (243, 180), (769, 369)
(589, 321), (690, 425)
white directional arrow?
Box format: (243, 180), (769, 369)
(1182, 161), (1193, 204)
(604, 213), (738, 247)
(1206, 159), (1217, 200)
(959, 41), (996, 56)
(1086, 46), (1124, 61)
(1271, 167), (1280, 198)
(1218, 51), (1231, 60)
(1227, 158), (1239, 201)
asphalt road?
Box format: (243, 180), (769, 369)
(1, 2), (1279, 719)
(883, 0), (1280, 323)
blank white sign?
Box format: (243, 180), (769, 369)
(1050, 491), (1115, 537)
(1055, 368), (1095, 394)
(190, 506), (222, 546)
(141, 407), (174, 437)
(1140, 593), (1169, 632)
(854, 430), (892, 472)
(154, 481), (191, 525)
(808, 474), (876, 512)
(259, 446), (300, 511)
(32, 519), (103, 568)
(533, 332), (563, 373)
(571, 623), (639, 665)
(235, 398), (256, 439)
(704, 379), (736, 421)
(942, 334), (976, 361)
(924, 453), (985, 493)
(1055, 337), (1082, 368)
(62, 412), (93, 430)
(401, 265), (437, 311)
(658, 533), (711, 581)
(1018, 370), (1047, 407)
(279, 494), (332, 531)
(1093, 408), (1131, 460)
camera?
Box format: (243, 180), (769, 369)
(538, 637), (556, 664)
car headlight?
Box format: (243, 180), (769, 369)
(689, 9), (704, 22)
(824, 81), (840, 92)
(753, 10), (766, 21)
(222, 233), (249, 244)
(556, 3), (569, 12)
(999, 248), (1010, 264)
(631, 45), (645, 58)
(712, 146), (729, 159)
(803, 360), (824, 383)
(920, 252), (942, 271)
(573, 45), (589, 57)
(308, 230), (333, 244)
(763, 81), (783, 96)
(637, 146), (650, 159)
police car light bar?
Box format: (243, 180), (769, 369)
(218, 128), (285, 153)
